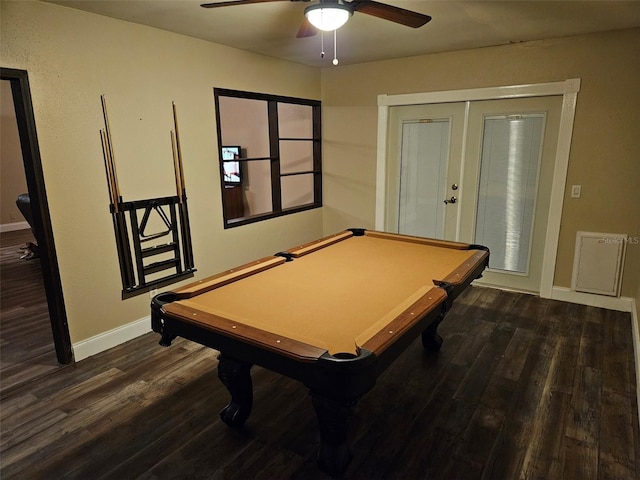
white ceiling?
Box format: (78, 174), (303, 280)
(45, 0), (640, 67)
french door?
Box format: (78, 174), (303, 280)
(385, 103), (466, 240)
(386, 96), (563, 293)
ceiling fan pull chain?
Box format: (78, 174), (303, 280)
(333, 29), (339, 65)
(321, 31), (325, 58)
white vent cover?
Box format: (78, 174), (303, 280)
(571, 231), (627, 297)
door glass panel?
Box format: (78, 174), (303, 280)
(474, 115), (545, 274)
(398, 119), (450, 238)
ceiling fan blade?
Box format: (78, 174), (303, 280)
(350, 0), (431, 28)
(201, 0), (287, 8)
(296, 18), (318, 38)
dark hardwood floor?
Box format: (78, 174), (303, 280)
(1, 263), (638, 478)
(1, 229), (61, 394)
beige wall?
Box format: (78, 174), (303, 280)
(321, 28), (640, 298)
(0, 80), (29, 226)
(1, 1), (322, 343)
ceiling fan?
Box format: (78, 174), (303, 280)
(200, 0), (432, 38)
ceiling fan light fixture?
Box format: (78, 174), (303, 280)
(304, 3), (351, 32)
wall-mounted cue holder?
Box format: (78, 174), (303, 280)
(99, 95), (196, 299)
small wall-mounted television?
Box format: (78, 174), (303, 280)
(221, 146), (242, 184)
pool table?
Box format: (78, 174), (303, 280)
(151, 229), (488, 475)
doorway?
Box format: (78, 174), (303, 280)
(376, 80), (580, 296)
(0, 68), (73, 365)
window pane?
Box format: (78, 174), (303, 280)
(280, 140), (313, 174)
(281, 174), (314, 209)
(278, 103), (313, 138)
(218, 97), (270, 158)
(474, 115), (544, 274)
(244, 160), (273, 217)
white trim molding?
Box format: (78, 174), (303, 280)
(1, 221), (30, 233)
(72, 316), (152, 362)
(551, 286), (633, 313)
(376, 79), (581, 298)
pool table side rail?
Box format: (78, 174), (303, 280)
(359, 287), (448, 354)
(159, 300), (329, 362)
(287, 230), (354, 258)
(364, 230), (474, 250)
(171, 256), (286, 299)
(438, 249), (490, 289)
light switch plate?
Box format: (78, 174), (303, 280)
(571, 185), (581, 198)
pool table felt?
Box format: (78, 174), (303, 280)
(168, 232), (482, 356)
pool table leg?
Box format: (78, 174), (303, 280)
(421, 312), (445, 352)
(310, 392), (357, 476)
(217, 354), (253, 427)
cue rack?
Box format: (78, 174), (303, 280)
(100, 95), (195, 299)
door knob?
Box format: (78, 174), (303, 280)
(444, 196), (457, 204)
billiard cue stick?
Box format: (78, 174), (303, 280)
(100, 130), (118, 211)
(170, 131), (182, 199)
(100, 95), (124, 208)
(100, 95), (136, 288)
(171, 102), (194, 270)
(171, 102), (187, 200)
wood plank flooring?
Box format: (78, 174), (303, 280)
(1, 268), (638, 478)
(1, 229), (61, 393)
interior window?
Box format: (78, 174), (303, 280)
(214, 88), (322, 228)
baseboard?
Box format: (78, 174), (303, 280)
(72, 316), (152, 362)
(0, 221), (30, 233)
(551, 286), (633, 312)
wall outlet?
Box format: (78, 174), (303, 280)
(571, 185), (582, 198)
(149, 288), (158, 299)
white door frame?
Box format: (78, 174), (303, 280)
(376, 79), (581, 298)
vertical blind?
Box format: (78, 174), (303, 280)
(474, 115), (545, 274)
(398, 119), (450, 239)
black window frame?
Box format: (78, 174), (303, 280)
(214, 88), (322, 228)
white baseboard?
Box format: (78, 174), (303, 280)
(0, 221), (30, 233)
(72, 316), (152, 362)
(551, 286), (633, 312)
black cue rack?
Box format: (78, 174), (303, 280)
(100, 96), (196, 299)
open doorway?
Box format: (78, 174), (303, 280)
(0, 68), (73, 379)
